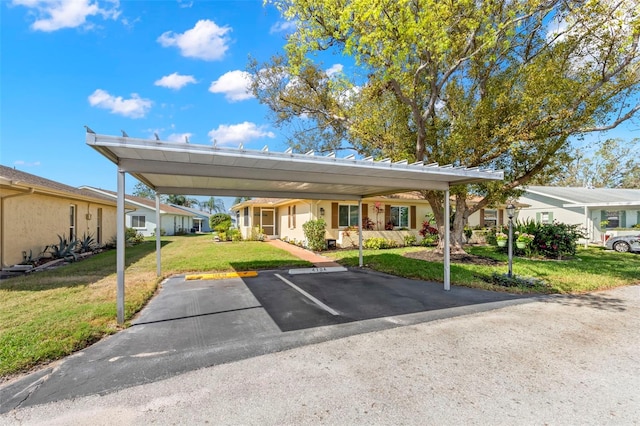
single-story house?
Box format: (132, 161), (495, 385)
(169, 204), (212, 233)
(80, 187), (195, 237)
(0, 165), (121, 267)
(515, 186), (640, 243)
(232, 193), (518, 247)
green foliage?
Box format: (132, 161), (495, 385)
(210, 213), (232, 230)
(132, 181), (155, 200)
(77, 233), (97, 253)
(228, 228), (242, 242)
(48, 234), (78, 261)
(302, 219), (327, 251)
(403, 234), (417, 246)
(201, 196), (226, 214)
(484, 272), (548, 290)
(255, 0), (640, 250)
(539, 138), (640, 189)
(532, 222), (584, 259)
(363, 237), (399, 250)
(125, 228), (144, 245)
(251, 226), (266, 241)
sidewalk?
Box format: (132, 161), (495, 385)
(265, 238), (342, 268)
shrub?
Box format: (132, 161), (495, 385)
(302, 219), (327, 251)
(533, 221), (584, 259)
(228, 228), (242, 242)
(404, 234), (417, 246)
(419, 220), (438, 238)
(251, 226), (266, 241)
(77, 233), (96, 253)
(464, 226), (473, 240)
(125, 228), (144, 245)
(210, 213), (232, 230)
(48, 234), (79, 261)
(362, 216), (375, 230)
(364, 237), (399, 250)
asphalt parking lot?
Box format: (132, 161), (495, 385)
(0, 268), (533, 413)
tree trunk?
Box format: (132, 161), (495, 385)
(423, 191), (469, 255)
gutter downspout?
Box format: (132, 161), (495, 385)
(1, 188), (35, 267)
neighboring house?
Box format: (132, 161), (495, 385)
(169, 204), (212, 233)
(80, 187), (195, 237)
(0, 165), (120, 267)
(515, 186), (640, 243)
(466, 196), (529, 229)
(232, 193), (517, 247)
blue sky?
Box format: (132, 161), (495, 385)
(1, 1), (638, 211)
(1, 0), (314, 209)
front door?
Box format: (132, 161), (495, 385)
(261, 208), (275, 236)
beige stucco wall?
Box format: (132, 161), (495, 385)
(1, 193), (117, 267)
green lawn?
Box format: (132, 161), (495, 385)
(0, 235), (309, 379)
(326, 245), (640, 294)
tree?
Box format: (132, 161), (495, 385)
(201, 196), (226, 213)
(252, 0), (640, 252)
(132, 182), (155, 200)
(538, 138), (640, 188)
(233, 196), (252, 205)
(165, 194), (199, 207)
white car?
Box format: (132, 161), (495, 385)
(604, 234), (640, 253)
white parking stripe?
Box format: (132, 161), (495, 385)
(274, 273), (340, 316)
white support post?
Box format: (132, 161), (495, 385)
(156, 192), (161, 277)
(358, 198), (363, 267)
(116, 168), (125, 324)
(444, 187), (451, 291)
(584, 206), (589, 248)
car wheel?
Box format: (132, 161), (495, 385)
(613, 241), (631, 253)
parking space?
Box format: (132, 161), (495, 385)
(244, 268), (528, 332)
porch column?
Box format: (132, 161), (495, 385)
(156, 192), (162, 277)
(584, 206), (589, 248)
(358, 198), (363, 267)
(444, 187), (451, 291)
(116, 168), (125, 324)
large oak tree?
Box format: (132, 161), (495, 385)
(251, 0), (640, 252)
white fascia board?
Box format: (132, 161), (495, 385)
(563, 201), (640, 208)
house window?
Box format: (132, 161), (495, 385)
(339, 205), (359, 227)
(288, 205), (297, 228)
(131, 215), (146, 229)
(605, 211), (620, 228)
(69, 205), (76, 240)
(483, 209), (497, 227)
(243, 207), (249, 226)
(390, 206), (409, 228)
(541, 212), (550, 224)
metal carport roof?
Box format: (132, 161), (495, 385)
(87, 132), (504, 323)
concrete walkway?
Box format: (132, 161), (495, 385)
(266, 239), (342, 267)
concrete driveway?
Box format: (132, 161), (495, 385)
(0, 268), (532, 415)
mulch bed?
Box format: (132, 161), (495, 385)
(404, 250), (504, 266)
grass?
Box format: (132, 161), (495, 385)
(0, 235), (309, 379)
(326, 245), (640, 294)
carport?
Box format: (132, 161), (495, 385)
(86, 131), (503, 324)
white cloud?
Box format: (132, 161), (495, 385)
(154, 72), (197, 90)
(209, 70), (253, 102)
(167, 133), (192, 143)
(13, 160), (41, 167)
(11, 0), (121, 32)
(88, 89), (152, 118)
(326, 64), (343, 77)
(208, 122), (275, 145)
(157, 19), (231, 61)
(269, 20), (297, 34)
(177, 0), (193, 8)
